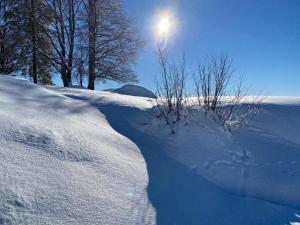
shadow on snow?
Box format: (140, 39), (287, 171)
(66, 94), (300, 225)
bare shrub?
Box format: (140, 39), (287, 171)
(155, 51), (263, 133)
(194, 53), (263, 131)
(155, 49), (188, 133)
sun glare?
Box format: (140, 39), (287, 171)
(158, 17), (171, 36)
(154, 10), (176, 46)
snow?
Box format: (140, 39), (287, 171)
(0, 76), (155, 224)
(112, 84), (157, 98)
(150, 100), (300, 207)
(1, 76), (300, 225)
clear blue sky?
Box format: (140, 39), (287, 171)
(52, 0), (300, 95)
(119, 0), (300, 96)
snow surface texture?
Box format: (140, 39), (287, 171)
(112, 84), (157, 98)
(0, 75), (300, 225)
(0, 76), (155, 225)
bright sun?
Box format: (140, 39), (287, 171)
(154, 10), (176, 44)
(158, 17), (171, 36)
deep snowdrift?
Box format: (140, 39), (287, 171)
(1, 76), (300, 225)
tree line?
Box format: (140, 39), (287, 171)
(0, 0), (142, 89)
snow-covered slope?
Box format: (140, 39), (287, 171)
(161, 100), (300, 207)
(1, 76), (300, 225)
(0, 76), (155, 225)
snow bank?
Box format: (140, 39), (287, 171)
(112, 84), (156, 98)
(0, 76), (155, 225)
(146, 97), (300, 208)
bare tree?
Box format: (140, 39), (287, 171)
(83, 0), (142, 90)
(9, 0), (54, 84)
(33, 0), (82, 87)
(1, 0), (141, 88)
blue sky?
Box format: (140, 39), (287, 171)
(52, 0), (300, 95)
(119, 0), (300, 96)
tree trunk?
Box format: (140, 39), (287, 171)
(57, 0), (69, 87)
(30, 0), (38, 84)
(79, 60), (83, 87)
(67, 0), (75, 86)
(87, 0), (96, 90)
(0, 29), (6, 73)
(61, 65), (68, 87)
(79, 71), (83, 87)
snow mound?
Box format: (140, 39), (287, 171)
(0, 76), (155, 225)
(112, 84), (156, 98)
